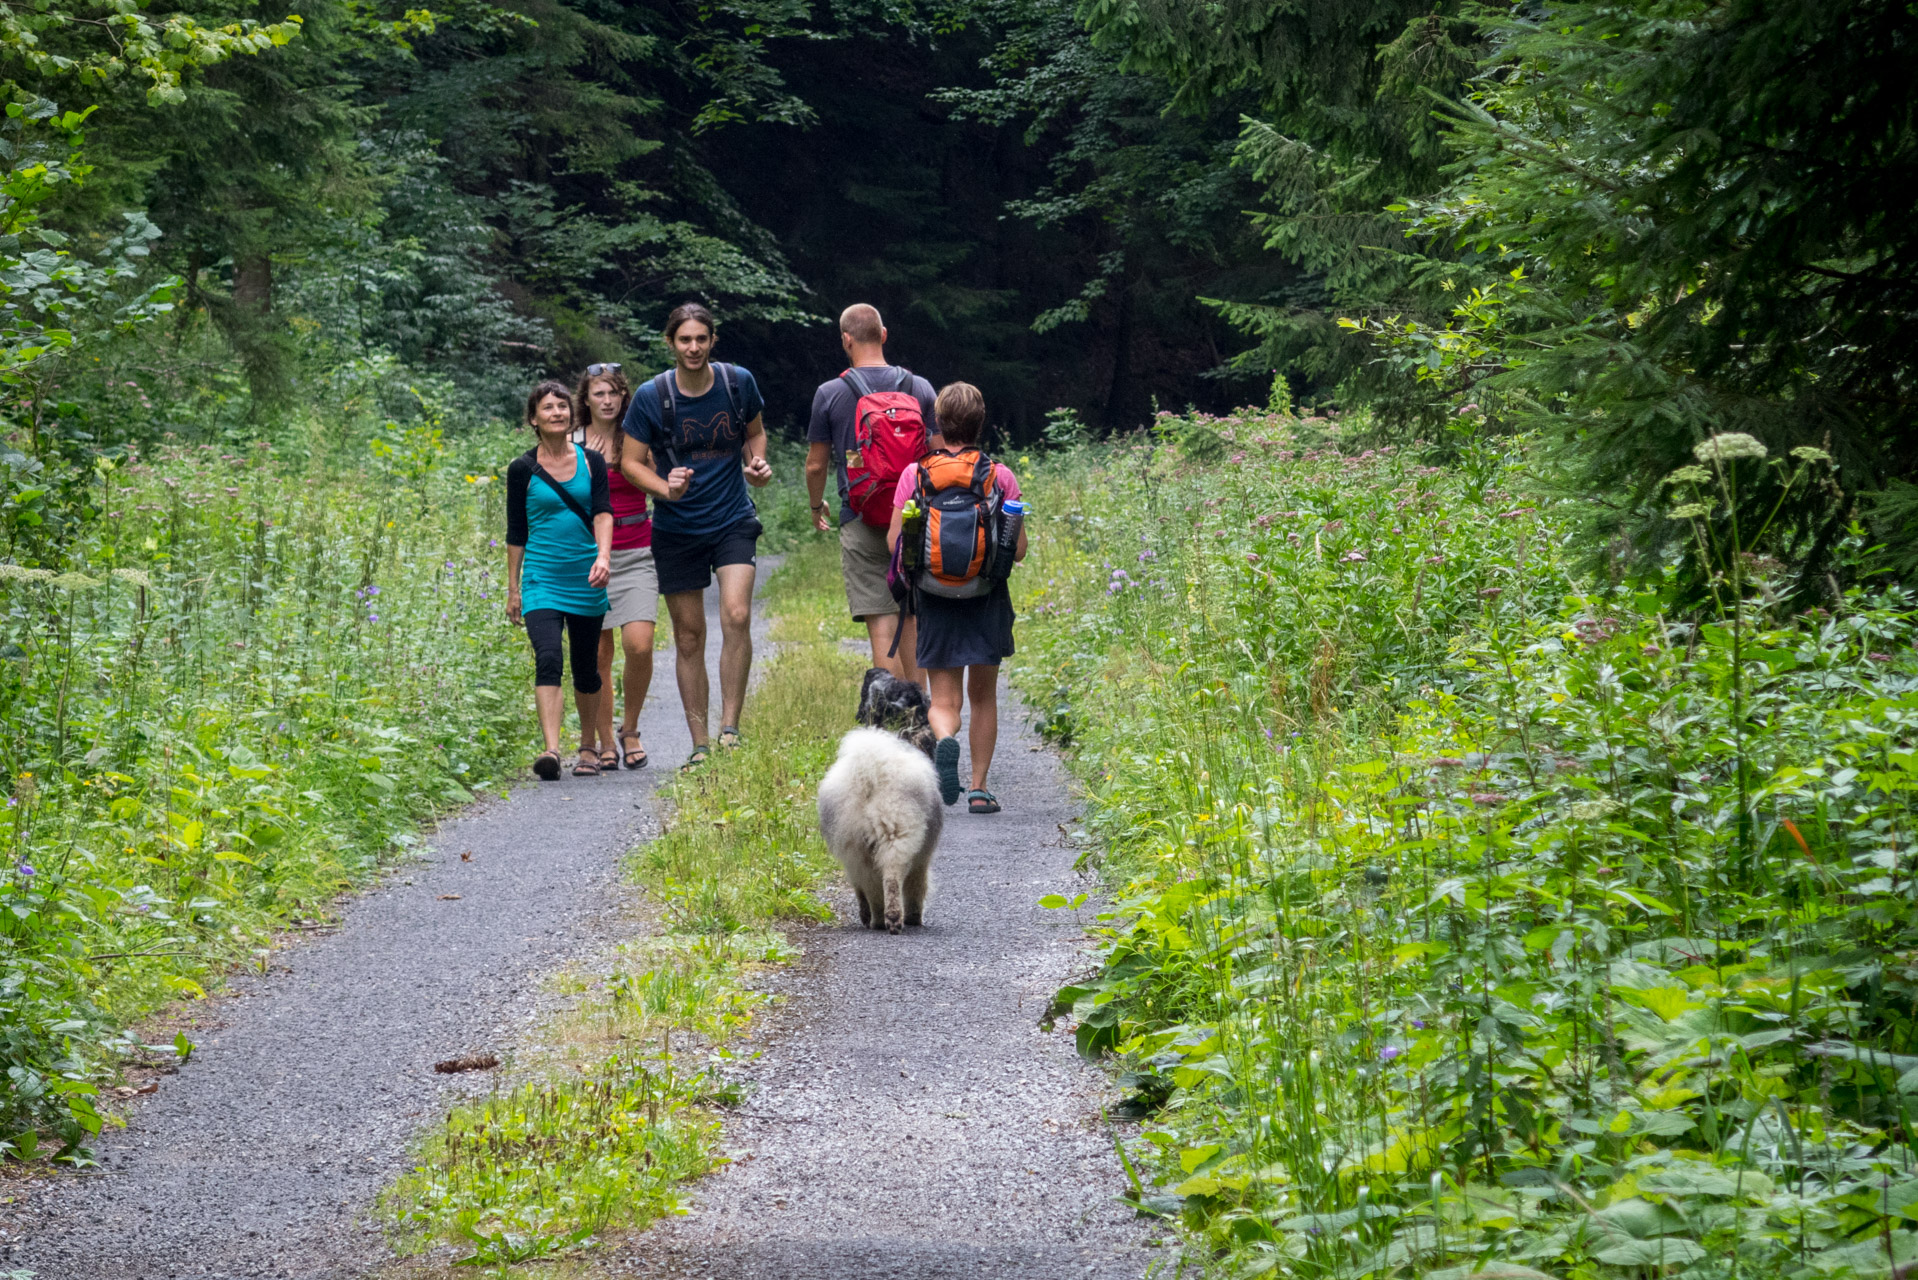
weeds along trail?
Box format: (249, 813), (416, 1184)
(1013, 413), (1918, 1279)
(0, 429), (537, 1153)
(10, 550), (788, 1278)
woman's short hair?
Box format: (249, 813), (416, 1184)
(665, 301), (717, 340)
(525, 379), (576, 430)
(934, 382), (986, 446)
(574, 367), (632, 464)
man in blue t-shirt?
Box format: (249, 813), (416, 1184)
(618, 301), (771, 767)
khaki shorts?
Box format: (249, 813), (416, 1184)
(604, 545), (659, 629)
(839, 519), (897, 621)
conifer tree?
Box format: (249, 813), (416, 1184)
(1405, 0), (1918, 595)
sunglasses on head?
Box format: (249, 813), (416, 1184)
(586, 362), (622, 377)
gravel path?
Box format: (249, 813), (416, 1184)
(619, 675), (1154, 1280)
(8, 579), (766, 1280)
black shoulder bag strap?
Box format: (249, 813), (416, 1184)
(529, 448), (597, 534)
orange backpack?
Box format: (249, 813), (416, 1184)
(910, 449), (1003, 599)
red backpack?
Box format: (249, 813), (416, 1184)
(840, 367), (929, 527)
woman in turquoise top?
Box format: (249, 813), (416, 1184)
(505, 380), (613, 780)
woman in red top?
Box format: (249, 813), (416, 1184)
(576, 364), (659, 769)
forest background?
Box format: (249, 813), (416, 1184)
(4, 3), (1918, 1276)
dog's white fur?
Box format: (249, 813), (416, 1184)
(817, 728), (942, 933)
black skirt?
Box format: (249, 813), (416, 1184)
(914, 581), (1016, 670)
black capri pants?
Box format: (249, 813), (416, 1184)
(524, 609), (605, 693)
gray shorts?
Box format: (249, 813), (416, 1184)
(839, 519), (897, 621)
(603, 545), (659, 629)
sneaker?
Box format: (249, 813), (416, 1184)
(933, 736), (962, 806)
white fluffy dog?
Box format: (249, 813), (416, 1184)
(817, 727), (942, 933)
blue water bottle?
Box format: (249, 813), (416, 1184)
(993, 499), (1026, 579)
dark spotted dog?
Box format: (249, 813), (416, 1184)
(856, 667), (936, 758)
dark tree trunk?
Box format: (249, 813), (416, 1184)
(1102, 274), (1134, 429)
(233, 255), (272, 314)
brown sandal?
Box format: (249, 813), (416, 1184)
(572, 753), (601, 778)
(532, 750), (561, 781)
(620, 728), (648, 770)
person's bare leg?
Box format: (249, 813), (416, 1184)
(966, 664), (1000, 791)
(715, 562), (756, 731)
(573, 685), (601, 757)
(927, 667), (963, 740)
(535, 684), (564, 753)
(897, 613), (923, 686)
(867, 613), (901, 676)
(665, 590), (710, 746)
(619, 620), (656, 736)
(592, 630), (616, 757)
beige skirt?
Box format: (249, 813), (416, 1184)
(604, 546), (659, 629)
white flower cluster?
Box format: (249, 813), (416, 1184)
(1693, 432), (1769, 462)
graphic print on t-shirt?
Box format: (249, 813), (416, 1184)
(676, 406), (741, 460)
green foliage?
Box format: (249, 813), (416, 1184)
(1361, 0), (1918, 596)
(1073, 0), (1482, 404)
(0, 0), (303, 105)
(0, 422), (532, 1149)
(1017, 413), (1918, 1278)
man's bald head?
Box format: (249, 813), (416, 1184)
(839, 304), (886, 347)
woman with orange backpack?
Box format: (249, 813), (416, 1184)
(886, 381), (1028, 814)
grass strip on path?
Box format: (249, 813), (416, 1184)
(382, 537), (864, 1275)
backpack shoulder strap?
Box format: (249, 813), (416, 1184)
(971, 451), (995, 495)
(651, 372), (679, 466)
(717, 362), (742, 421)
(894, 366), (914, 393)
(840, 367), (874, 399)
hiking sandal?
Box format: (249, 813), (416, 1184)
(717, 726), (743, 749)
(681, 745), (710, 772)
(620, 728), (648, 770)
(532, 750), (562, 782)
(598, 747), (620, 772)
(572, 752), (601, 777)
(967, 789), (1001, 814)
(933, 737), (962, 806)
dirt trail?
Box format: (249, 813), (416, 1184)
(8, 580), (763, 1280)
(12, 579), (1154, 1280)
(620, 675), (1153, 1280)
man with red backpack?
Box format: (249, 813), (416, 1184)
(805, 303), (942, 681)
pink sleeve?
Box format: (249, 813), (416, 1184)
(994, 464), (1021, 501)
(892, 467), (918, 512)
